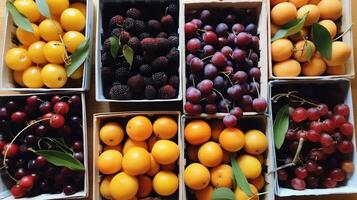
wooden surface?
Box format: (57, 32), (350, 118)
(1, 0), (357, 199)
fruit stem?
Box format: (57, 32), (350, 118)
(248, 191), (269, 200)
(213, 88), (230, 113)
(334, 23), (353, 41)
(220, 72), (233, 86)
(272, 91), (319, 107)
(5, 168), (17, 182)
(201, 55), (213, 62)
(253, 77), (260, 98)
(197, 29), (206, 33)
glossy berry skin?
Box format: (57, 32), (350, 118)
(51, 95), (61, 104)
(337, 140), (354, 154)
(203, 31), (218, 45)
(11, 112), (27, 123)
(53, 101), (70, 115)
(330, 168), (346, 182)
(73, 141), (83, 152)
(285, 129), (296, 141)
(11, 185), (25, 198)
(332, 115), (346, 127)
(252, 98), (267, 112)
(26, 96), (39, 107)
(186, 87), (202, 104)
(185, 22), (197, 36)
(340, 122), (353, 136)
(291, 107), (308, 123)
(305, 161), (317, 172)
(334, 104), (349, 118)
(291, 178), (306, 190)
(63, 185), (76, 195)
(35, 156), (47, 167)
(310, 121), (323, 133)
(230, 107), (243, 119)
(197, 79), (213, 94)
(323, 177), (337, 188)
(307, 107), (320, 121)
(317, 104), (329, 116)
(39, 102), (52, 114)
(186, 38), (201, 53)
(295, 167), (308, 179)
(190, 57), (204, 72)
(19, 175), (34, 190)
(223, 114), (237, 128)
(320, 133), (334, 147)
(211, 52), (227, 68)
(184, 102), (202, 115)
(50, 114), (65, 128)
(235, 32), (252, 47)
(306, 130), (320, 142)
(232, 23), (245, 34)
(277, 169), (288, 181)
(322, 119), (335, 134)
(3, 143), (19, 157)
(68, 95), (81, 107)
(15, 168), (29, 180)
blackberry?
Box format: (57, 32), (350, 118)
(166, 48), (179, 66)
(144, 85), (157, 99)
(127, 74), (145, 92)
(109, 85), (131, 100)
(141, 38), (156, 52)
(139, 32), (151, 40)
(143, 52), (157, 63)
(120, 31), (131, 44)
(134, 20), (146, 33)
(158, 85), (176, 99)
(156, 32), (168, 38)
(126, 8), (142, 19)
(124, 17), (135, 32)
(110, 28), (122, 37)
(101, 67), (115, 84)
(152, 72), (167, 87)
(151, 56), (168, 71)
(101, 52), (113, 65)
(102, 38), (111, 52)
(133, 55), (144, 68)
(114, 67), (129, 80)
(156, 38), (170, 53)
(109, 15), (124, 28)
(128, 37), (140, 52)
(166, 4), (178, 17)
(168, 75), (179, 89)
(143, 76), (154, 85)
(168, 36), (179, 47)
(139, 64), (152, 76)
(119, 60), (130, 68)
(112, 81), (121, 86)
(147, 20), (161, 34)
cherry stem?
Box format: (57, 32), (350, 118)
(59, 96), (70, 101)
(5, 169), (17, 183)
(220, 72), (234, 86)
(213, 88), (230, 113)
(334, 23), (353, 41)
(253, 77), (260, 98)
(272, 91), (319, 107)
(248, 191), (269, 200)
(202, 55), (213, 62)
(197, 29), (206, 33)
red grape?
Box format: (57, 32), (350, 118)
(232, 71), (247, 83)
(315, 165), (324, 176)
(305, 160), (317, 172)
(11, 185), (25, 198)
(317, 104), (329, 116)
(205, 104), (217, 114)
(190, 57), (204, 72)
(323, 177), (337, 188)
(307, 176), (319, 188)
(291, 178), (306, 190)
(232, 23), (244, 34)
(184, 22), (197, 35)
(310, 121), (323, 133)
(221, 46), (233, 57)
(306, 130), (320, 142)
(334, 104), (349, 118)
(252, 98), (267, 112)
(54, 101), (69, 115)
(291, 107), (308, 123)
(197, 79), (213, 94)
(216, 23), (229, 36)
(228, 85), (243, 100)
(307, 107), (320, 121)
(295, 167), (308, 179)
(330, 168), (346, 182)
(231, 49), (246, 62)
(320, 133), (334, 147)
(3, 143), (19, 157)
(19, 175), (34, 190)
(332, 114), (346, 127)
(230, 107), (243, 119)
(235, 32), (252, 47)
(11, 111), (27, 123)
(203, 31), (218, 45)
(203, 64), (218, 79)
(337, 140), (354, 154)
(322, 119), (335, 134)
(49, 114), (65, 128)
(186, 38), (201, 53)
(203, 45), (215, 57)
(223, 114), (237, 128)
(340, 122), (353, 136)
(211, 52), (227, 68)
(26, 95), (39, 107)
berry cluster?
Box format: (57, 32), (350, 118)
(101, 2), (180, 100)
(184, 8), (267, 126)
(277, 103), (354, 190)
(0, 95), (84, 198)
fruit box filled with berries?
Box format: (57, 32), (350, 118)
(92, 111), (183, 200)
(268, 0), (355, 79)
(269, 79), (357, 196)
(95, 0), (183, 102)
(0, 92), (89, 200)
(0, 0), (93, 91)
(182, 0), (269, 116)
(181, 114), (275, 200)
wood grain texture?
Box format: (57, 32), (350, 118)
(1, 0), (357, 199)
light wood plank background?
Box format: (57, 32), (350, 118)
(1, 0), (357, 199)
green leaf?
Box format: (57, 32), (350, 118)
(212, 187), (235, 200)
(6, 0), (33, 33)
(230, 156), (253, 197)
(66, 39), (90, 77)
(312, 23), (332, 59)
(31, 150), (85, 171)
(306, 41), (313, 62)
(109, 36), (120, 58)
(35, 0), (51, 19)
(272, 12), (308, 42)
(123, 44), (134, 67)
(273, 104), (290, 149)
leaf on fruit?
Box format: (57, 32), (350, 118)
(35, 0), (51, 19)
(212, 187), (235, 200)
(230, 155), (253, 196)
(6, 0), (33, 33)
(66, 39), (90, 77)
(109, 36), (120, 58)
(312, 23), (332, 60)
(123, 44), (134, 68)
(306, 41), (313, 62)
(271, 12), (308, 42)
(31, 150), (85, 171)
(274, 104), (290, 149)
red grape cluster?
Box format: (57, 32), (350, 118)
(277, 103), (355, 190)
(183, 8), (267, 127)
(0, 95), (84, 198)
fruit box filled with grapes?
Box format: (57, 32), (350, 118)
(0, 0), (93, 92)
(0, 92), (89, 199)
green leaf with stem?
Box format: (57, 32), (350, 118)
(66, 39), (90, 77)
(212, 187), (235, 200)
(109, 36), (120, 58)
(123, 44), (134, 68)
(305, 41), (313, 62)
(6, 0), (33, 33)
(231, 155), (253, 196)
(312, 23), (332, 59)
(272, 12), (309, 42)
(35, 0), (51, 19)
(273, 104), (290, 149)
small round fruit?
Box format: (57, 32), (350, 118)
(41, 64), (67, 88)
(210, 164), (233, 188)
(70, 2), (86, 16)
(271, 2), (297, 26)
(152, 140), (179, 165)
(126, 116), (152, 142)
(60, 8), (86, 32)
(22, 66), (44, 88)
(219, 128), (245, 152)
(318, 0), (342, 20)
(184, 120), (211, 145)
(271, 39), (293, 62)
(319, 20), (337, 38)
(70, 65), (84, 79)
(14, 0), (41, 22)
(153, 171), (178, 196)
(244, 129), (268, 155)
(100, 176), (113, 199)
(324, 41), (351, 66)
(28, 41), (47, 64)
(271, 23), (280, 37)
(297, 4), (320, 26)
(236, 154), (262, 179)
(122, 147), (151, 176)
(63, 31), (86, 53)
(235, 184), (259, 200)
(250, 174), (265, 191)
(147, 154), (160, 176)
(289, 27), (308, 42)
(195, 185), (213, 200)
(309, 0), (321, 5)
(16, 24), (40, 46)
(97, 150), (122, 174)
(327, 64), (346, 75)
(3, 143), (19, 157)
(39, 19), (63, 41)
(13, 71), (25, 86)
(137, 175), (152, 198)
(289, 0), (308, 8)
(271, 0), (288, 7)
(46, 0), (69, 15)
(273, 59), (301, 77)
(5, 48), (32, 71)
(122, 139), (148, 154)
(110, 172), (138, 200)
(184, 163), (211, 190)
(210, 120), (224, 142)
(198, 141), (223, 167)
(100, 122), (124, 146)
(11, 184), (25, 198)
(153, 116), (178, 139)
(43, 41), (66, 64)
(302, 56), (326, 76)
(293, 40), (316, 62)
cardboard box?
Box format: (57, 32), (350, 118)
(181, 114), (275, 200)
(95, 0), (183, 102)
(267, 0), (355, 79)
(0, 0), (93, 91)
(92, 111), (183, 200)
(0, 92), (89, 200)
(269, 79), (357, 196)
(182, 0), (268, 116)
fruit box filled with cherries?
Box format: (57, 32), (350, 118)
(95, 0), (183, 102)
(268, 0), (355, 79)
(181, 115), (275, 200)
(182, 0), (269, 117)
(0, 92), (89, 200)
(269, 79), (357, 197)
(93, 111), (183, 200)
(0, 0), (93, 91)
